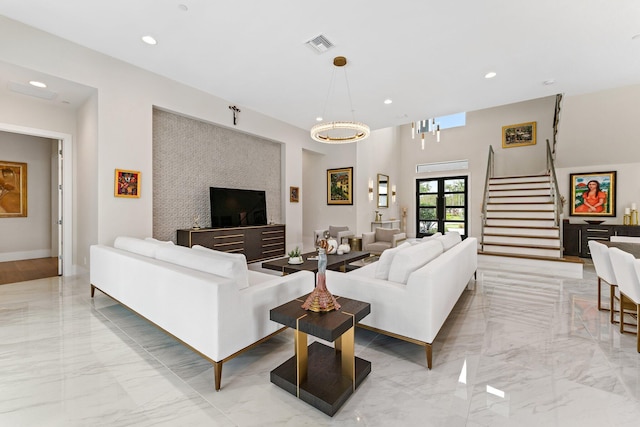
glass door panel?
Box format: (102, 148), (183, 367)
(416, 176), (468, 238)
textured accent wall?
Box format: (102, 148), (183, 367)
(152, 109), (281, 242)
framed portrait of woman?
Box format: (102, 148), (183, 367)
(569, 171), (616, 217)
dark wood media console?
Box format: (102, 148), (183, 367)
(177, 224), (285, 263)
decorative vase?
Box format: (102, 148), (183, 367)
(326, 238), (338, 254)
(301, 248), (341, 312)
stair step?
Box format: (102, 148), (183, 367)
(483, 226), (559, 237)
(485, 218), (556, 227)
(487, 195), (553, 203)
(483, 232), (560, 240)
(486, 211), (555, 219)
(478, 250), (582, 263)
(482, 235), (561, 248)
(481, 243), (562, 258)
(489, 190), (551, 197)
(490, 174), (549, 184)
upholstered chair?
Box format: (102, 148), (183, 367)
(588, 240), (618, 323)
(314, 225), (354, 246)
(362, 227), (407, 255)
(608, 247), (640, 352)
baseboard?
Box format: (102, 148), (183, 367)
(0, 249), (52, 262)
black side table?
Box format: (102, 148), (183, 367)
(269, 295), (371, 416)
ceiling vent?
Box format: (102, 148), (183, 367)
(8, 82), (58, 101)
(306, 34), (334, 53)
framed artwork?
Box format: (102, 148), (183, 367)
(502, 121), (536, 148)
(570, 171), (616, 217)
(290, 186), (299, 203)
(115, 169), (141, 198)
(0, 160), (28, 218)
(327, 167), (353, 205)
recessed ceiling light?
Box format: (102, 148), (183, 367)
(543, 79), (555, 86)
(484, 72), (497, 79)
(142, 35), (157, 45)
(384, 99), (393, 105)
(316, 116), (323, 122)
(29, 80), (47, 88)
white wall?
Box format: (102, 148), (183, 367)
(0, 132), (54, 261)
(0, 16), (316, 272)
(396, 96), (555, 239)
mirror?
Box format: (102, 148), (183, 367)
(377, 173), (389, 208)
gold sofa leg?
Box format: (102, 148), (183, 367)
(426, 344), (432, 369)
(214, 361), (223, 391)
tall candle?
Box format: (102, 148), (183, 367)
(632, 203), (637, 210)
(625, 208), (631, 215)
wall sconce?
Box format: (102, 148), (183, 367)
(391, 185), (396, 203)
(368, 179), (374, 201)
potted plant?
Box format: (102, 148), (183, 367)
(288, 247), (302, 264)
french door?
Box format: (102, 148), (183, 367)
(416, 176), (468, 238)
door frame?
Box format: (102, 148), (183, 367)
(0, 122), (73, 276)
(415, 175), (468, 238)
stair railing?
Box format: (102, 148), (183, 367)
(546, 139), (564, 258)
(480, 145), (495, 251)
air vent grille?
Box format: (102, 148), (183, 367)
(306, 34), (334, 53)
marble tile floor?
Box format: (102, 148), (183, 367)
(1, 263), (640, 426)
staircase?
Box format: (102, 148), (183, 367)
(481, 174), (562, 259)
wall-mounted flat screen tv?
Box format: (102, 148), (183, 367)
(210, 187), (267, 228)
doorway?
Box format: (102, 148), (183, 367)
(416, 175), (468, 238)
(0, 123), (72, 276)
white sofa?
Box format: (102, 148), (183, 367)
(326, 232), (477, 369)
(90, 237), (314, 390)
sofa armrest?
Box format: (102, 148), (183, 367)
(392, 232), (407, 247)
(337, 230), (355, 243)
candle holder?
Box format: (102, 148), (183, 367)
(624, 214), (631, 225)
(632, 209), (639, 226)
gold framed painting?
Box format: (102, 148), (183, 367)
(327, 167), (353, 205)
(290, 186), (299, 203)
(115, 169), (141, 198)
(502, 121), (536, 148)
(570, 171), (616, 217)
(0, 160), (28, 217)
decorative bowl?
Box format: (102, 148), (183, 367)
(585, 220), (605, 225)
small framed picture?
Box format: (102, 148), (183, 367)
(290, 186), (299, 203)
(0, 160), (28, 217)
(570, 171), (616, 217)
(115, 169), (141, 198)
(327, 167), (353, 205)
(502, 122), (536, 148)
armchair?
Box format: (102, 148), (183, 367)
(314, 225), (355, 246)
(362, 227), (407, 255)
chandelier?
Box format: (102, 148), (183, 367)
(310, 56), (370, 144)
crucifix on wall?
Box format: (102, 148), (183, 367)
(229, 105), (241, 125)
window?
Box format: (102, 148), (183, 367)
(416, 112), (466, 133)
(416, 176), (468, 238)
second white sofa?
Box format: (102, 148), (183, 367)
(326, 232), (477, 369)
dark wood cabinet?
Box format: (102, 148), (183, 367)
(177, 224), (285, 262)
(562, 222), (640, 258)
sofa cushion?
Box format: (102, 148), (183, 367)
(144, 237), (175, 245)
(114, 236), (161, 257)
(155, 245), (240, 288)
(436, 231), (462, 251)
(191, 245), (249, 289)
(388, 240), (443, 284)
(422, 232), (442, 241)
(375, 227), (401, 243)
(329, 225), (349, 238)
(374, 242), (411, 280)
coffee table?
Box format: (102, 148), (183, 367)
(270, 294), (371, 416)
(261, 250), (370, 275)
